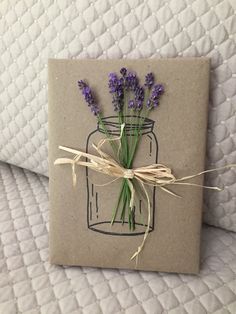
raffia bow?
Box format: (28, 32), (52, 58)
(54, 130), (236, 264)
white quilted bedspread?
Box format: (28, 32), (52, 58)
(0, 0), (236, 233)
(0, 161), (236, 314)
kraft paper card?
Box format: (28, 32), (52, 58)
(48, 58), (210, 274)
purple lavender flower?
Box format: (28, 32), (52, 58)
(108, 73), (124, 112)
(120, 67), (127, 77)
(128, 99), (135, 109)
(78, 80), (86, 90)
(78, 80), (100, 116)
(124, 71), (139, 91)
(147, 84), (164, 110)
(144, 73), (154, 89)
(90, 106), (100, 115)
(134, 86), (144, 111)
(153, 84), (164, 95)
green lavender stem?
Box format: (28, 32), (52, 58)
(120, 181), (128, 223)
(97, 114), (118, 155)
(111, 180), (126, 224)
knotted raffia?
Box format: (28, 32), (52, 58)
(54, 130), (236, 264)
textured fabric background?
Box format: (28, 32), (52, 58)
(0, 161), (236, 313)
(0, 0), (235, 232)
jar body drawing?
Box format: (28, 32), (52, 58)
(86, 116), (158, 236)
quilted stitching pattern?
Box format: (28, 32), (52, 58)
(0, 1), (235, 230)
(0, 161), (236, 313)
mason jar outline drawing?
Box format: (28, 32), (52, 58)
(86, 115), (158, 236)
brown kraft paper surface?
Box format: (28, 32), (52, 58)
(48, 58), (210, 274)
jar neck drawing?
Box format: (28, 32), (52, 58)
(97, 115), (155, 136)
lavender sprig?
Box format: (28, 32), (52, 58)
(124, 71), (139, 91)
(77, 80), (121, 156)
(144, 73), (154, 89)
(127, 86), (144, 111)
(134, 86), (145, 111)
(147, 84), (164, 109)
(78, 80), (100, 116)
(108, 73), (124, 112)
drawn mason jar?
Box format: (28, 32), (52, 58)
(86, 115), (158, 236)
